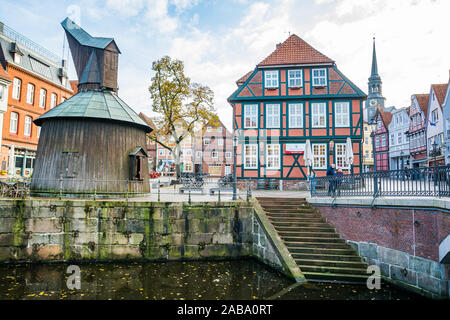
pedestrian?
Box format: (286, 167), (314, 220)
(336, 168), (343, 196)
(326, 164), (336, 196)
(309, 170), (317, 195)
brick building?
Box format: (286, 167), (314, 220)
(373, 107), (392, 171)
(0, 22), (74, 177)
(407, 94), (429, 168)
(228, 34), (366, 188)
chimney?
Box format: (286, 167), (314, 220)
(61, 59), (67, 69)
(276, 43), (282, 49)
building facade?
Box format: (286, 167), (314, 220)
(425, 83), (448, 166)
(388, 107), (410, 170)
(443, 76), (450, 165)
(373, 107), (392, 171)
(0, 21), (74, 178)
(228, 34), (366, 187)
(407, 94), (429, 168)
(0, 64), (12, 176)
(362, 109), (374, 172)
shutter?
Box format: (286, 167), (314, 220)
(129, 156), (136, 180)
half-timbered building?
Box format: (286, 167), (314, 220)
(406, 94), (429, 168)
(228, 34), (366, 187)
(373, 107), (392, 171)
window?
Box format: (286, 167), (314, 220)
(266, 104), (280, 128)
(218, 138), (223, 146)
(196, 151), (203, 159)
(312, 144), (327, 169)
(184, 162), (193, 172)
(266, 144), (280, 169)
(288, 70), (302, 88)
(312, 69), (327, 87)
(158, 149), (165, 156)
(447, 119), (450, 136)
(244, 144), (258, 169)
(244, 104), (258, 128)
(265, 70), (278, 88)
(381, 135), (386, 147)
(431, 109), (439, 123)
(10, 112), (18, 133)
(206, 126), (212, 132)
(39, 89), (46, 109)
(26, 83), (35, 105)
(14, 53), (21, 64)
(390, 134), (395, 146)
(0, 85), (4, 101)
(377, 120), (382, 130)
(204, 138), (210, 145)
(397, 133), (402, 144)
(218, 127), (223, 133)
(364, 126), (368, 131)
(61, 97), (66, 103)
(288, 103), (303, 128)
(311, 103), (326, 128)
(37, 126), (41, 138)
(12, 78), (21, 100)
(334, 102), (349, 127)
(225, 152), (232, 159)
(211, 151), (219, 159)
(375, 136), (380, 148)
(335, 143), (349, 169)
(24, 116), (32, 136)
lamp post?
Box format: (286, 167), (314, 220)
(431, 141), (438, 167)
(232, 134), (238, 200)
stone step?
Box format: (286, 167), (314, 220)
(259, 203), (310, 208)
(301, 272), (369, 284)
(261, 206), (314, 213)
(284, 241), (350, 249)
(267, 212), (320, 218)
(294, 258), (367, 269)
(299, 264), (368, 276)
(276, 231), (340, 238)
(281, 236), (345, 243)
(273, 226), (335, 233)
(288, 246), (357, 255)
(291, 252), (363, 262)
(256, 197), (307, 203)
(269, 219), (328, 226)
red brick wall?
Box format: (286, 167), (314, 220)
(315, 205), (450, 262)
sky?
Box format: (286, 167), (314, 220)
(1, 0), (449, 130)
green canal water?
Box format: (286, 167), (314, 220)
(0, 259), (424, 300)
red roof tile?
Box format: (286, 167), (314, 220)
(376, 106), (392, 128)
(257, 34), (334, 67)
(431, 83), (448, 107)
(236, 70), (253, 86)
(414, 94), (430, 116)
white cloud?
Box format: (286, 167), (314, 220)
(106, 0), (145, 16)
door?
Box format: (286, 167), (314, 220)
(225, 165), (231, 175)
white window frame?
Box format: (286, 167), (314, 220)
(37, 126), (41, 138)
(24, 116), (32, 136)
(244, 144), (258, 169)
(266, 144), (280, 170)
(225, 152), (232, 159)
(334, 102), (349, 127)
(26, 83), (35, 105)
(244, 104), (258, 128)
(39, 88), (46, 109)
(381, 135), (386, 147)
(288, 69), (302, 88)
(184, 161), (193, 173)
(204, 138), (210, 145)
(50, 93), (57, 108)
(335, 143), (349, 169)
(312, 68), (327, 87)
(10, 112), (18, 134)
(446, 118), (450, 136)
(0, 85), (4, 101)
(397, 133), (402, 144)
(264, 70), (278, 88)
(311, 103), (326, 128)
(12, 78), (21, 100)
(218, 138), (223, 146)
(266, 104), (280, 128)
(312, 143), (327, 169)
(288, 103), (303, 128)
(196, 151), (203, 159)
(211, 151), (219, 159)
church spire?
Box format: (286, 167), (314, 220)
(371, 37), (379, 77)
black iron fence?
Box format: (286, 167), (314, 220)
(310, 165), (450, 198)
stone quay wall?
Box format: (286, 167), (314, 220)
(308, 197), (450, 299)
(0, 199), (254, 263)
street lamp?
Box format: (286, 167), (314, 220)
(431, 141), (438, 167)
(232, 134), (239, 200)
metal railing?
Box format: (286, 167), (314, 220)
(0, 22), (61, 64)
(310, 165), (450, 198)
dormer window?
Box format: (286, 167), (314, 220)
(312, 68), (327, 87)
(14, 53), (21, 64)
(265, 70), (278, 88)
(288, 70), (302, 88)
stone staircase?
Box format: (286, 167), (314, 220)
(256, 197), (369, 284)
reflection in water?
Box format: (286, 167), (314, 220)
(0, 259), (423, 300)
